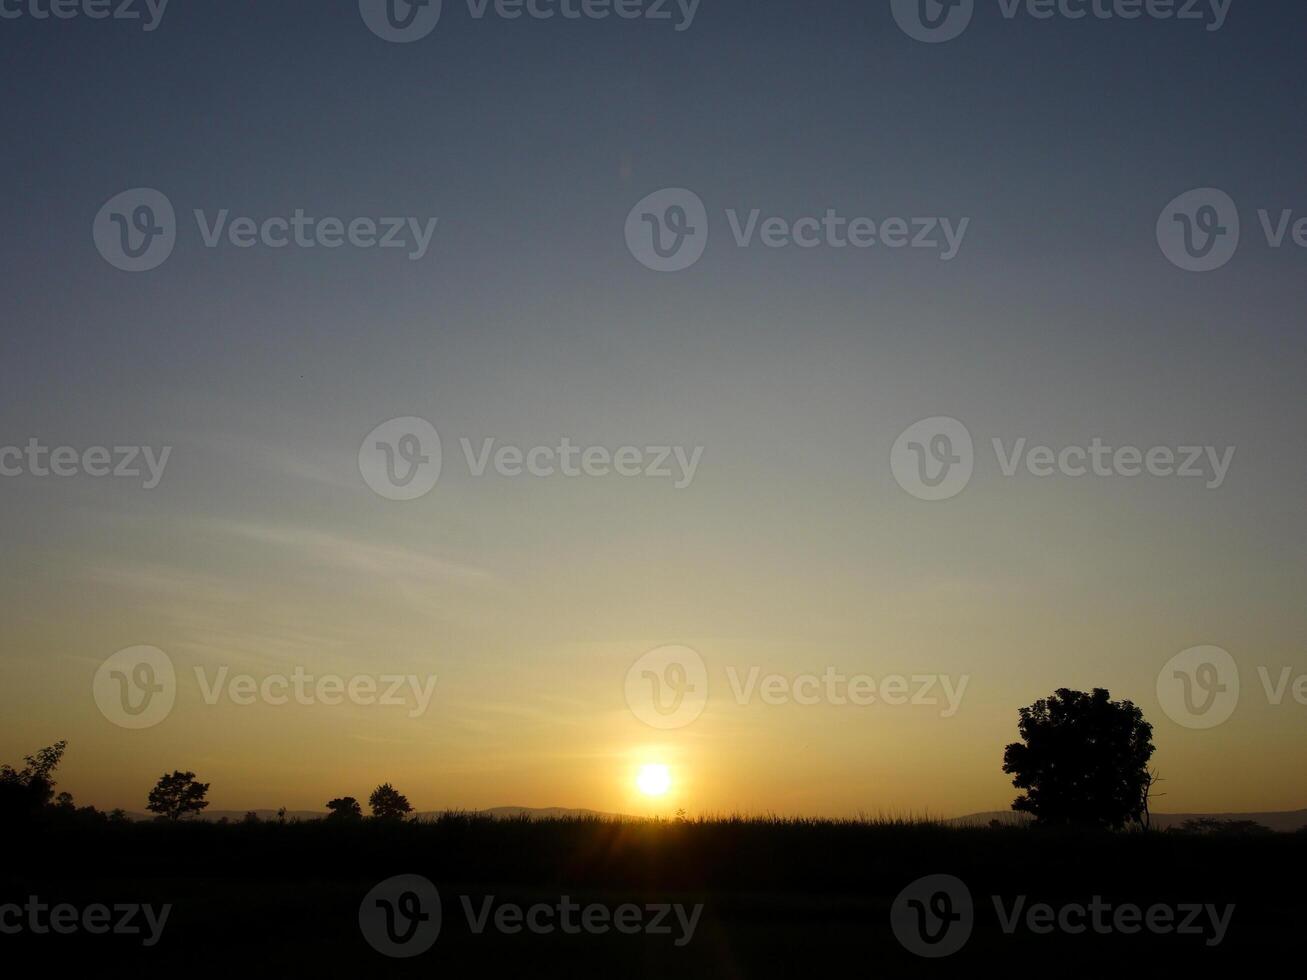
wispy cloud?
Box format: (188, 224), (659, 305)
(82, 561), (249, 604)
(217, 522), (493, 585)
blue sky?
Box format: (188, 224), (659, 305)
(1, 0), (1304, 815)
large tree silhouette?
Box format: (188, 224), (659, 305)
(1002, 688), (1155, 830)
(368, 783), (412, 821)
(147, 771), (211, 822)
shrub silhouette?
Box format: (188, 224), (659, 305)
(147, 771), (211, 822)
(1002, 688), (1155, 830)
(1179, 818), (1273, 837)
(368, 783), (412, 821)
(326, 796), (363, 820)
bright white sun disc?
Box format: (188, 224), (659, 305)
(636, 764), (671, 796)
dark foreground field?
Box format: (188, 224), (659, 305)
(3, 814), (1301, 976)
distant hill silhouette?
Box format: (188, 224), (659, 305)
(949, 808), (1307, 833)
(462, 806), (632, 821)
(114, 805), (633, 822)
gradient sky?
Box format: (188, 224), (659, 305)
(1, 0), (1305, 817)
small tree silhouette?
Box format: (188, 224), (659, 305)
(1002, 688), (1155, 830)
(368, 783), (412, 821)
(147, 771), (211, 822)
(326, 796), (363, 820)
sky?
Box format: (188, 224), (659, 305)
(1, 0), (1305, 818)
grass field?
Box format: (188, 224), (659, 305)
(3, 813), (1302, 975)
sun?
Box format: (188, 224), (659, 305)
(636, 763), (672, 797)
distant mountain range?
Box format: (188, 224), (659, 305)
(117, 805), (1307, 831)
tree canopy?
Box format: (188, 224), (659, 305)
(147, 770), (211, 822)
(1002, 688), (1155, 830)
(368, 783), (413, 821)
